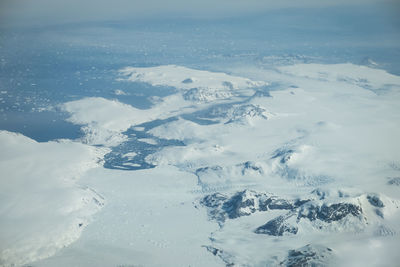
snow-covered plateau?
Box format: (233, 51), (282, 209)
(1, 63), (400, 266)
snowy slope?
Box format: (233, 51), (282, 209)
(0, 132), (107, 266)
(119, 65), (267, 102)
(2, 63), (400, 266)
(119, 65), (267, 92)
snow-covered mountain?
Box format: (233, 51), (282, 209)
(1, 63), (400, 266)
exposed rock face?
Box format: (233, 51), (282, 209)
(199, 103), (271, 124)
(201, 190), (367, 237)
(367, 195), (385, 208)
(201, 190), (363, 226)
(256, 202), (363, 236)
(255, 213), (298, 236)
(201, 193), (228, 208)
(280, 244), (335, 267)
(200, 190), (304, 223)
(181, 78), (193, 84)
(297, 202), (362, 223)
(267, 198), (296, 210)
(271, 147), (295, 164)
(225, 104), (270, 124)
(203, 246), (234, 267)
(200, 193), (228, 222)
(183, 87), (233, 102)
(237, 161), (264, 175)
(222, 190), (259, 219)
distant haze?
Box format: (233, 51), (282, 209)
(1, 0), (398, 26)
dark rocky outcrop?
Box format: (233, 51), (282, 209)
(255, 213), (298, 236)
(298, 203), (362, 223)
(200, 190), (305, 223)
(201, 193), (228, 208)
(238, 161), (264, 175)
(268, 197), (296, 210)
(225, 104), (269, 124)
(202, 190), (365, 237)
(222, 190), (258, 219)
(203, 245), (235, 266)
(182, 78), (193, 84)
(200, 193), (229, 222)
(271, 147), (295, 164)
(280, 244), (335, 267)
(254, 201), (363, 236)
(367, 195), (385, 208)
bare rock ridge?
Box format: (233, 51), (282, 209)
(255, 212), (298, 236)
(200, 190), (303, 223)
(199, 190), (393, 237)
(280, 244), (335, 267)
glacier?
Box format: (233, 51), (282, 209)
(1, 63), (400, 266)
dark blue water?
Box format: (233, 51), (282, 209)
(0, 110), (82, 142)
(0, 4), (399, 143)
(103, 118), (185, 170)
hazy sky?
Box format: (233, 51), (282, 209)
(1, 0), (398, 26)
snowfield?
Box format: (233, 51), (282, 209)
(119, 65), (267, 92)
(1, 63), (400, 266)
(0, 132), (107, 266)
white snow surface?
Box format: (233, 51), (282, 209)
(119, 64), (267, 91)
(62, 97), (150, 146)
(0, 132), (107, 267)
(278, 63), (400, 91)
(119, 65), (267, 102)
(62, 95), (195, 146)
(2, 63), (400, 266)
